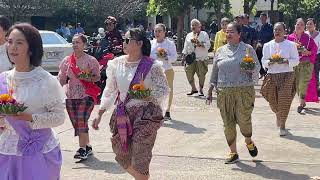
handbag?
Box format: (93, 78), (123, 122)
(185, 52), (196, 65)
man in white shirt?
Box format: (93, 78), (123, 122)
(0, 16), (12, 73)
(182, 19), (211, 96)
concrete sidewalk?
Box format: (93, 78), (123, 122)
(57, 66), (320, 180)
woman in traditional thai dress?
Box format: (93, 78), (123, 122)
(306, 18), (320, 95)
(0, 23), (65, 180)
(92, 28), (169, 180)
(150, 23), (178, 120)
(58, 34), (100, 160)
(207, 22), (260, 164)
(287, 18), (318, 113)
(260, 22), (300, 136)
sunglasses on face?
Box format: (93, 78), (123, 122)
(124, 38), (138, 44)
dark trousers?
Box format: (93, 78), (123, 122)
(256, 44), (267, 76)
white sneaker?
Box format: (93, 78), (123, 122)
(279, 129), (288, 136)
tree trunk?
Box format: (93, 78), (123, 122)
(243, 0), (250, 14)
(177, 15), (184, 53)
(270, 0), (275, 24)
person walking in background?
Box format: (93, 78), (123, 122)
(182, 19), (211, 96)
(0, 16), (12, 73)
(75, 23), (85, 34)
(58, 34), (101, 160)
(207, 22), (260, 164)
(306, 18), (320, 95)
(0, 23), (65, 180)
(241, 14), (257, 46)
(105, 16), (123, 56)
(92, 28), (169, 180)
(256, 13), (274, 78)
(287, 18), (318, 113)
(150, 23), (178, 120)
(260, 22), (299, 136)
(213, 17), (230, 53)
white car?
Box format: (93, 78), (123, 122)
(40, 30), (73, 73)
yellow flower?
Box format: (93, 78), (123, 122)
(243, 56), (254, 63)
(271, 53), (282, 60)
(0, 94), (12, 102)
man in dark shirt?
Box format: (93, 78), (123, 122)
(241, 14), (257, 46)
(256, 13), (273, 78)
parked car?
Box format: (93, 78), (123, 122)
(40, 30), (73, 73)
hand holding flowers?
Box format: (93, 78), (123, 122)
(268, 53), (288, 65)
(240, 48), (255, 72)
(128, 74), (152, 100)
(156, 47), (168, 60)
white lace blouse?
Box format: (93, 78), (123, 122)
(0, 67), (65, 156)
(99, 55), (170, 111)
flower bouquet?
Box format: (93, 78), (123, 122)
(240, 48), (255, 71)
(128, 77), (151, 99)
(191, 37), (200, 45)
(269, 53), (288, 64)
(295, 42), (308, 54)
(156, 47), (168, 59)
(78, 69), (92, 79)
(0, 94), (27, 115)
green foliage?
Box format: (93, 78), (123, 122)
(278, 0), (320, 27)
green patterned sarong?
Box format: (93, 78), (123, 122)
(294, 61), (313, 99)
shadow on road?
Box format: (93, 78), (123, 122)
(282, 132), (320, 149)
(162, 119), (207, 134)
(233, 161), (310, 180)
(73, 155), (126, 174)
(304, 108), (320, 116)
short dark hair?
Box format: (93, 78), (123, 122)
(228, 22), (242, 34)
(129, 28), (151, 56)
(7, 23), (43, 67)
(0, 16), (11, 32)
(73, 33), (87, 44)
(260, 12), (267, 17)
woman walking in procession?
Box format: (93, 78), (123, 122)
(150, 23), (178, 120)
(287, 18), (318, 113)
(58, 34), (101, 160)
(260, 22), (299, 136)
(213, 17), (230, 53)
(0, 23), (65, 180)
(92, 28), (169, 180)
(306, 18), (320, 95)
(207, 22), (260, 164)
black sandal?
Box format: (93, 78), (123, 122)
(187, 91), (198, 95)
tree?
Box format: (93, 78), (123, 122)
(278, 0), (320, 29)
(0, 0), (57, 21)
(243, 0), (258, 15)
(205, 0), (233, 22)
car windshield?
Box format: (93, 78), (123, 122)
(40, 32), (68, 45)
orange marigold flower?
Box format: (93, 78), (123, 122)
(0, 94), (12, 102)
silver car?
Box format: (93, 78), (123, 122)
(40, 30), (73, 73)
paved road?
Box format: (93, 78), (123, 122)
(57, 65), (320, 180)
